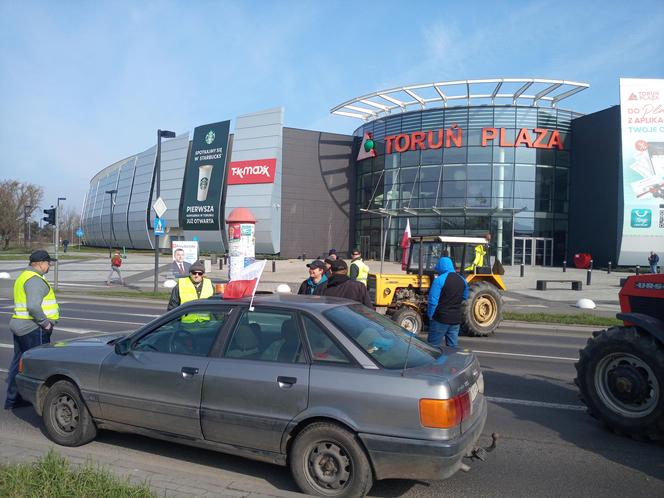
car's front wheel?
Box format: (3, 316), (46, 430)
(290, 422), (373, 497)
(42, 380), (97, 446)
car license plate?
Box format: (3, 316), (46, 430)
(469, 382), (479, 402)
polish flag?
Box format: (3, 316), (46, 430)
(223, 260), (267, 299)
(401, 219), (411, 270)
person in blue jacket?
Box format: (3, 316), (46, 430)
(427, 256), (468, 348)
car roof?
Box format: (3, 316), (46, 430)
(184, 293), (354, 311)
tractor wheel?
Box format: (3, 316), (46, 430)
(575, 326), (664, 441)
(391, 306), (423, 334)
(461, 281), (502, 337)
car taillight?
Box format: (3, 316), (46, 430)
(419, 392), (472, 429)
(18, 357), (24, 374)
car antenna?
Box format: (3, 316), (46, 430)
(401, 328), (415, 377)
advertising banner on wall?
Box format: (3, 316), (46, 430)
(618, 78), (664, 265)
(227, 158), (277, 184)
(181, 120), (230, 230)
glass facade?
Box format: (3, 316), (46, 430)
(353, 105), (582, 265)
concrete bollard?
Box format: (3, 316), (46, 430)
(589, 259), (594, 271)
(272, 260), (276, 272)
(636, 265), (640, 275)
(587, 268), (592, 286)
(211, 253), (217, 265)
(658, 266), (661, 274)
(562, 260), (567, 272)
(520, 263), (525, 278)
(218, 259), (223, 270)
(608, 261), (612, 274)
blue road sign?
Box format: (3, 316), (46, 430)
(75, 228), (84, 238)
(154, 217), (166, 236)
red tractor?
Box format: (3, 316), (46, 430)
(575, 273), (664, 440)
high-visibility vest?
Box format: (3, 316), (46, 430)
(178, 277), (213, 323)
(12, 270), (59, 321)
(464, 244), (487, 272)
(350, 259), (369, 286)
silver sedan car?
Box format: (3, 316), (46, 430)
(17, 294), (487, 497)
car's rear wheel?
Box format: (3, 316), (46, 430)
(290, 422), (373, 497)
(43, 380), (97, 446)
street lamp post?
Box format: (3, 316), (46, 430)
(154, 129), (176, 292)
(105, 189), (118, 258)
(55, 197), (66, 291)
(23, 205), (32, 249)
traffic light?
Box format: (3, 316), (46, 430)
(43, 208), (56, 226)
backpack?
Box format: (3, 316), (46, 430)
(112, 256), (122, 267)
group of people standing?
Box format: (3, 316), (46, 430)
(297, 249), (371, 307)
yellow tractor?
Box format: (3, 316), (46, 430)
(368, 235), (506, 337)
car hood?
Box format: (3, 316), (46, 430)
(405, 348), (482, 398)
(44, 332), (130, 349)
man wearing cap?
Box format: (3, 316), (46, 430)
(5, 250), (59, 409)
(167, 261), (214, 311)
(298, 260), (329, 295)
(324, 259), (373, 308)
(349, 249), (369, 286)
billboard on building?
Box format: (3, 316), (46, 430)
(181, 120), (230, 230)
(618, 78), (664, 265)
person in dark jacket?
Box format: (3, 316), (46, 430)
(427, 256), (468, 348)
(298, 260), (328, 295)
(324, 259), (373, 308)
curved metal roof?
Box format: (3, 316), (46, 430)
(331, 78), (589, 121)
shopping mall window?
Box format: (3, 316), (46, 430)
(514, 214), (535, 234)
(515, 165), (536, 182)
(493, 146), (514, 163)
(514, 198), (535, 211)
(385, 153), (400, 170)
(401, 150), (420, 167)
(494, 107), (516, 127)
(492, 180), (513, 198)
(443, 147), (466, 164)
(514, 181), (535, 198)
(536, 149), (556, 166)
(492, 164), (514, 181)
(421, 148), (443, 165)
(468, 164), (492, 180)
(443, 165), (466, 181)
(554, 168), (569, 200)
(516, 108), (537, 128)
(468, 147), (493, 163)
(467, 181), (492, 207)
(515, 147), (536, 163)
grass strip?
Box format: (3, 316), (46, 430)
(504, 311), (622, 327)
(0, 449), (155, 497)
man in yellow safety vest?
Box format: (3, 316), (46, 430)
(5, 250), (59, 410)
(167, 261), (214, 323)
(349, 249), (369, 286)
(464, 233), (492, 273)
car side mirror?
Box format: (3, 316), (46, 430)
(114, 339), (130, 355)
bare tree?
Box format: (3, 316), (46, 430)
(0, 180), (43, 250)
(58, 205), (81, 243)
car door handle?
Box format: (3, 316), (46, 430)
(181, 366), (199, 378)
(277, 376), (297, 388)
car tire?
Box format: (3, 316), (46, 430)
(42, 380), (97, 447)
(392, 306), (423, 334)
(290, 422), (373, 497)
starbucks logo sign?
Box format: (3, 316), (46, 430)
(199, 177), (209, 190)
(205, 130), (215, 145)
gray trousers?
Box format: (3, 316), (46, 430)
(107, 266), (124, 284)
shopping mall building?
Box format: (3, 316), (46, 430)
(81, 78), (664, 266)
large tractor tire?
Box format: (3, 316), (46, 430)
(391, 306), (423, 334)
(575, 326), (664, 441)
(461, 281), (502, 337)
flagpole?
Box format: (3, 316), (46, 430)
(248, 260), (267, 311)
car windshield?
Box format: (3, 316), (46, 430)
(323, 304), (442, 369)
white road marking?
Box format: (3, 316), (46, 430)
(0, 311), (144, 326)
(487, 396), (586, 411)
(0, 368), (7, 373)
(513, 304), (548, 308)
(473, 349), (577, 361)
(0, 343), (12, 349)
(56, 327), (98, 335)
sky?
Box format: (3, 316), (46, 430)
(1, 0), (663, 216)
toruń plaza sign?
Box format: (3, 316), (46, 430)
(382, 127), (564, 154)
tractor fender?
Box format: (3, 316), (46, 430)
(397, 301), (422, 313)
(617, 312), (664, 346)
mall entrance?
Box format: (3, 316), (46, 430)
(513, 237), (553, 266)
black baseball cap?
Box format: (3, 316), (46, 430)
(329, 259), (348, 272)
(29, 250), (56, 263)
(306, 260), (326, 270)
